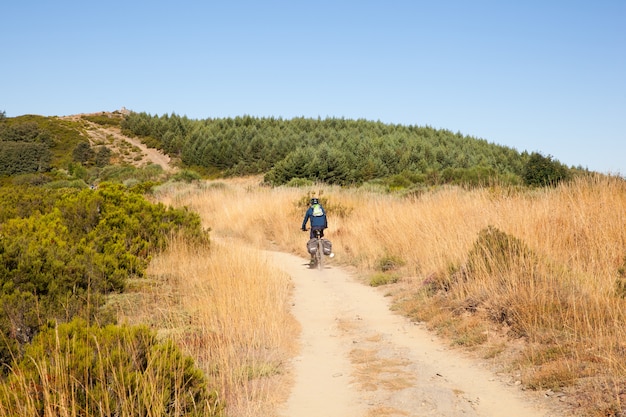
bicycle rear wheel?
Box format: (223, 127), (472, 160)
(316, 239), (323, 270)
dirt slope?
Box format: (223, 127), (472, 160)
(271, 251), (567, 417)
(62, 113), (174, 171)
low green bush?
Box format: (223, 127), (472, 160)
(81, 113), (122, 127)
(369, 273), (399, 287)
(0, 183), (209, 368)
(377, 254), (405, 272)
(0, 319), (222, 416)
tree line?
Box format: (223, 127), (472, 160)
(121, 112), (575, 187)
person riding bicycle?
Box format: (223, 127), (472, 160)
(301, 198), (327, 239)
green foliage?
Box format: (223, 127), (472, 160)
(43, 179), (89, 189)
(94, 146), (112, 167)
(286, 177), (314, 187)
(0, 121), (48, 143)
(377, 254), (406, 272)
(467, 225), (535, 276)
(384, 173), (415, 190)
(523, 152), (571, 187)
(0, 185), (59, 222)
(0, 142), (51, 175)
(0, 183), (209, 368)
(73, 142), (112, 169)
(172, 169), (202, 183)
(369, 273), (400, 287)
(72, 141), (94, 163)
(99, 163), (165, 184)
(121, 112), (560, 187)
(0, 319), (222, 416)
(68, 162), (93, 183)
(1, 115), (90, 172)
(81, 112), (122, 127)
(294, 191), (354, 219)
(0, 118), (53, 175)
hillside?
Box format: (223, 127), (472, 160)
(62, 112), (174, 172)
(0, 110), (578, 189)
(0, 111), (175, 186)
(1, 110), (621, 417)
(120, 111), (577, 188)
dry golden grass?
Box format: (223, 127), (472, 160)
(0, 322), (222, 417)
(116, 235), (297, 417)
(7, 173), (623, 416)
(149, 173), (626, 416)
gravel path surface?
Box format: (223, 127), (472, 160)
(272, 251), (564, 417)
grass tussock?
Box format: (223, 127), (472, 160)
(116, 235), (297, 417)
(0, 320), (221, 417)
(152, 174), (626, 416)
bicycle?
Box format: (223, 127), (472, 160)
(311, 229), (324, 270)
(305, 228), (333, 270)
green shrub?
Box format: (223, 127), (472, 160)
(384, 173), (414, 190)
(369, 273), (399, 287)
(466, 225), (535, 276)
(43, 179), (89, 189)
(377, 254), (405, 272)
(294, 192), (354, 218)
(73, 141), (94, 164)
(81, 113), (122, 127)
(286, 177), (313, 187)
(523, 152), (570, 187)
(0, 183), (209, 368)
(0, 142), (51, 175)
(172, 169), (202, 183)
(0, 319), (222, 417)
(99, 163), (165, 183)
(95, 146), (112, 167)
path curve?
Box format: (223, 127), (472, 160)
(271, 251), (564, 417)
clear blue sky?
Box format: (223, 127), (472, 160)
(3, 1), (625, 174)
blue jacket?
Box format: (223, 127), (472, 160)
(302, 204), (327, 230)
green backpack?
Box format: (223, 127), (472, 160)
(312, 203), (324, 217)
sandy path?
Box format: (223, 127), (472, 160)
(63, 113), (174, 172)
(120, 133), (174, 172)
(272, 251), (563, 417)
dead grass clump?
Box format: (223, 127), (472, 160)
(366, 406), (410, 417)
(117, 236), (297, 417)
(349, 348), (415, 392)
(523, 359), (579, 391)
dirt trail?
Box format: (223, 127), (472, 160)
(271, 251), (564, 417)
(62, 113), (174, 172)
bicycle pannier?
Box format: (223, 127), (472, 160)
(307, 239), (318, 254)
(322, 239), (332, 256)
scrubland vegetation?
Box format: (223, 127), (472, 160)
(0, 182), (218, 416)
(1, 110), (623, 416)
(154, 173), (626, 417)
(115, 238), (296, 416)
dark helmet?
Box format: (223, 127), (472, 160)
(310, 198), (319, 205)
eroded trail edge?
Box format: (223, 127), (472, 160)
(272, 251), (561, 417)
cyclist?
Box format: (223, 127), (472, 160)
(301, 198), (327, 238)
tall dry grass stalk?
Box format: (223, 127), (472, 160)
(0, 322), (220, 417)
(152, 174), (626, 415)
(117, 232), (296, 417)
